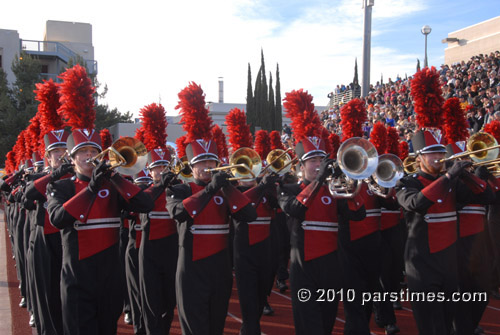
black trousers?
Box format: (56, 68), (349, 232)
(33, 229), (63, 335)
(176, 247), (233, 335)
(234, 233), (273, 335)
(405, 241), (458, 335)
(290, 248), (341, 335)
(374, 223), (405, 326)
(139, 233), (178, 335)
(14, 209), (26, 299)
(454, 232), (490, 335)
(119, 226), (131, 315)
(60, 242), (124, 335)
(26, 218), (40, 329)
(275, 212), (290, 282)
(125, 231), (145, 334)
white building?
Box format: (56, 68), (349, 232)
(0, 20), (97, 85)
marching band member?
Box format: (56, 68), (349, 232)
(336, 101), (399, 335)
(24, 79), (71, 335)
(47, 65), (153, 334)
(166, 83), (257, 334)
(395, 67), (494, 335)
(279, 89), (366, 334)
(124, 169), (152, 335)
(137, 103), (179, 335)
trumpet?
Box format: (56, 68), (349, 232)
(204, 147), (262, 181)
(86, 137), (148, 176)
(58, 151), (72, 164)
(328, 137), (378, 198)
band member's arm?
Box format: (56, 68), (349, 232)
(277, 183), (307, 220)
(222, 183), (256, 222)
(456, 173), (495, 205)
(46, 179), (78, 229)
(395, 177), (441, 214)
(112, 174), (154, 213)
(166, 183), (195, 223)
(25, 174), (49, 201)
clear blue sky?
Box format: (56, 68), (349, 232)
(1, 0), (499, 115)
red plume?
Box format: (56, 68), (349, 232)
(410, 67), (444, 129)
(320, 127), (333, 155)
(24, 130), (34, 159)
(5, 151), (16, 174)
(134, 127), (145, 143)
(328, 132), (341, 159)
(176, 82), (213, 143)
(26, 115), (43, 156)
(99, 129), (112, 149)
(140, 103), (167, 151)
(386, 126), (401, 156)
(340, 98), (368, 140)
(484, 120), (500, 144)
(176, 135), (187, 158)
(254, 130), (271, 160)
(15, 130), (27, 167)
(369, 122), (387, 154)
(58, 65), (96, 130)
(443, 97), (469, 144)
(212, 125), (229, 159)
(283, 89), (321, 143)
(399, 141), (409, 161)
(35, 79), (64, 138)
(269, 130), (285, 150)
(225, 108), (253, 151)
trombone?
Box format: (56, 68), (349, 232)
(204, 147), (262, 181)
(259, 148), (296, 176)
(403, 154), (418, 174)
(86, 137), (148, 176)
(167, 155), (193, 183)
(436, 132), (500, 164)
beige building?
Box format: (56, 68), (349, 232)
(0, 20), (97, 85)
(443, 16), (500, 65)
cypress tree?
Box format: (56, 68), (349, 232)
(275, 63), (282, 131)
(268, 72), (275, 131)
(253, 69), (262, 132)
(259, 49), (268, 131)
(246, 63), (255, 133)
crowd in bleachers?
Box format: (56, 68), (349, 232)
(284, 51), (500, 152)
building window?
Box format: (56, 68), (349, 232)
(41, 64), (48, 73)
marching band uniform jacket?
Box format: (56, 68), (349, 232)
(166, 179), (256, 335)
(396, 170), (494, 335)
(278, 179), (365, 335)
(47, 172), (153, 335)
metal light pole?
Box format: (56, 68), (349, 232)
(421, 25), (432, 68)
(361, 0), (374, 98)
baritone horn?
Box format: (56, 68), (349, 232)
(260, 148), (295, 176)
(169, 155), (193, 182)
(367, 154), (404, 198)
(87, 137), (148, 176)
(205, 147), (262, 181)
(328, 137), (378, 198)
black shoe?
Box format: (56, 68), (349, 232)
(19, 297), (26, 308)
(474, 326), (485, 335)
(263, 303), (274, 316)
(384, 324), (400, 335)
(276, 279), (288, 293)
(29, 314), (35, 327)
(124, 312), (132, 325)
(392, 300), (402, 310)
(491, 289), (500, 300)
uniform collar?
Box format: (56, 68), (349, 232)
(76, 172), (91, 182)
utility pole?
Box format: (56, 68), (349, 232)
(361, 0), (374, 98)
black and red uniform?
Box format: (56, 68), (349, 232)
(25, 171), (71, 335)
(167, 180), (256, 335)
(139, 183), (178, 335)
(233, 182), (277, 335)
(396, 171), (494, 335)
(47, 173), (153, 335)
(278, 179), (365, 334)
(337, 181), (398, 334)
